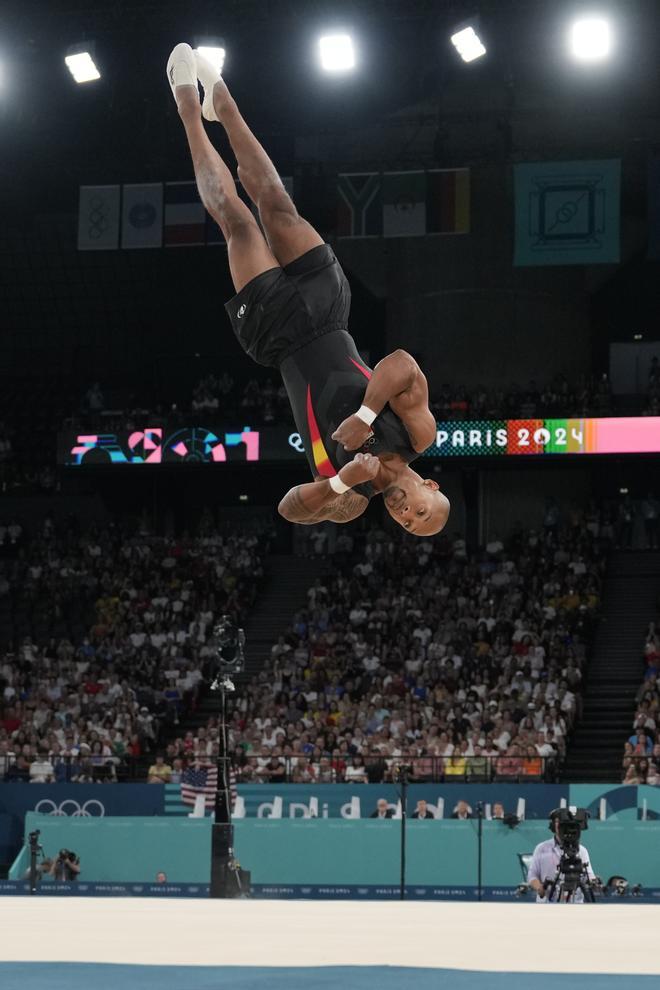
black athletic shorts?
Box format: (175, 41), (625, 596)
(225, 243), (351, 368)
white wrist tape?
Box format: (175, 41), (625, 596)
(329, 474), (351, 495)
(355, 405), (377, 427)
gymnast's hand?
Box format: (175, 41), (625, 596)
(339, 452), (381, 487)
(332, 414), (375, 451)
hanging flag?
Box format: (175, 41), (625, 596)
(77, 185), (120, 250)
(121, 183), (163, 249)
(382, 171), (426, 238)
(647, 154), (660, 261)
(427, 168), (471, 234)
(164, 181), (205, 247)
(180, 762), (219, 809)
(514, 159), (620, 266)
(337, 173), (382, 237)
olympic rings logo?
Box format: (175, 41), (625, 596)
(288, 433), (305, 453)
(87, 195), (110, 240)
(34, 799), (106, 818)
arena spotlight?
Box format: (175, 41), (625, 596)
(450, 24), (487, 63)
(319, 34), (355, 72)
(196, 44), (226, 74)
(64, 48), (100, 83)
(569, 17), (611, 61)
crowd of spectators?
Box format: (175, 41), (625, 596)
(52, 369), (636, 440)
(212, 512), (608, 785)
(621, 621), (660, 785)
(64, 375), (295, 436)
(429, 373), (614, 422)
(0, 511), (270, 783)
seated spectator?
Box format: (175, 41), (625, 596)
(344, 755), (369, 784)
(465, 746), (489, 781)
(444, 754), (467, 779)
(5, 754), (30, 782)
(629, 730), (653, 755)
(29, 749), (55, 783)
(521, 745), (544, 778)
(494, 744), (523, 779)
(409, 748), (437, 782)
(451, 800), (473, 820)
(370, 798), (393, 819)
(623, 762), (642, 786)
(148, 754), (172, 784)
(411, 799), (435, 820)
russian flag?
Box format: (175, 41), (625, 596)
(164, 181), (206, 247)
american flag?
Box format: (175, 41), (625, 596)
(180, 762), (237, 810)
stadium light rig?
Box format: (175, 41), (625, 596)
(569, 16), (612, 61)
(65, 47), (101, 84)
(450, 24), (487, 63)
(319, 34), (356, 72)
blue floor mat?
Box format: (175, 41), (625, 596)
(0, 964), (651, 990)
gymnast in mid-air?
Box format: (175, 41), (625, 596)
(167, 43), (450, 536)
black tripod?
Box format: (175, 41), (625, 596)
(27, 829), (42, 895)
(475, 802), (484, 902)
(392, 764), (411, 901)
(209, 622), (249, 898)
(544, 854), (596, 903)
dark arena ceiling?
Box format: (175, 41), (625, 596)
(2, 0), (660, 218)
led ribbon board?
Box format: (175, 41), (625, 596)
(424, 417), (660, 457)
(58, 417), (660, 465)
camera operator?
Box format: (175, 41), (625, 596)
(49, 849), (81, 882)
(527, 809), (595, 903)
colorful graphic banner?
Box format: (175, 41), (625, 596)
(58, 417), (660, 466)
(425, 417), (660, 457)
(514, 158), (620, 266)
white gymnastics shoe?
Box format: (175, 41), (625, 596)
(166, 43), (198, 102)
(194, 49), (222, 122)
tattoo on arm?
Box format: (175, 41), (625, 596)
(279, 486), (367, 525)
(281, 485), (309, 521)
(322, 491), (368, 523)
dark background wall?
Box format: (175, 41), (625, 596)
(2, 0), (660, 397)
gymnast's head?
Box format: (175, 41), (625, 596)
(382, 470), (450, 537)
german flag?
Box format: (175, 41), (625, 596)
(426, 169), (470, 234)
(306, 386), (335, 477)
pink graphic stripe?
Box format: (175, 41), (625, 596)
(594, 417), (660, 454)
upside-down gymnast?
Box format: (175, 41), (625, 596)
(167, 43), (450, 537)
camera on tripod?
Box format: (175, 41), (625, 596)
(545, 806), (595, 901)
(552, 806), (588, 849)
(213, 617), (245, 673)
(210, 616), (246, 693)
(28, 830), (42, 851)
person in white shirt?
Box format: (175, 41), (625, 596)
(527, 810), (596, 903)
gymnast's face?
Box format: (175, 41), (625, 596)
(383, 477), (450, 536)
